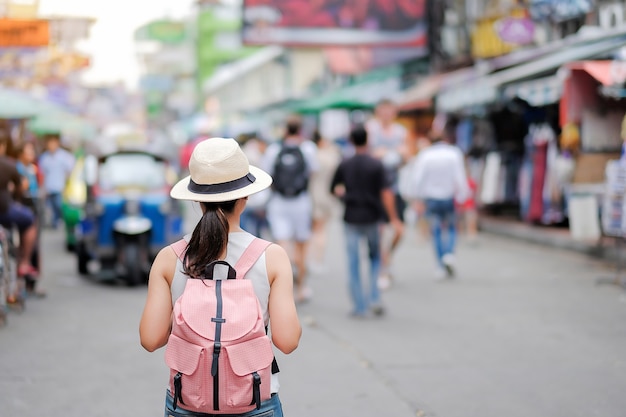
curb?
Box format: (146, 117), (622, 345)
(478, 218), (622, 263)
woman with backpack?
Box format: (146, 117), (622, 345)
(140, 137), (301, 417)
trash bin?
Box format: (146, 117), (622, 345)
(568, 188), (601, 241)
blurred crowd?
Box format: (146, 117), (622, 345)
(215, 99), (479, 316)
(0, 130), (76, 301)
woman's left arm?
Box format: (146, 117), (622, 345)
(139, 247), (176, 352)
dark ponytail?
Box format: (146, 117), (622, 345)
(183, 200), (237, 279)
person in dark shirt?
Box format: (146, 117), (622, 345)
(0, 135), (38, 278)
(330, 125), (403, 317)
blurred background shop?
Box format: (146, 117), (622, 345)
(2, 0), (626, 244)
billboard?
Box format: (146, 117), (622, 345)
(324, 46), (426, 74)
(242, 0), (427, 47)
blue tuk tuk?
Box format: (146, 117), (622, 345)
(75, 148), (184, 285)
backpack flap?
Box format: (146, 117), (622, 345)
(165, 334), (204, 376)
(177, 280), (261, 341)
(225, 336), (274, 377)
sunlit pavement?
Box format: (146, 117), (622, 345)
(1, 215), (626, 417)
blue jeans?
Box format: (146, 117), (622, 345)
(165, 391), (283, 417)
(46, 192), (63, 228)
(344, 222), (381, 314)
(425, 199), (456, 267)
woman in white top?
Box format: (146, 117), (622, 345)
(140, 137), (301, 417)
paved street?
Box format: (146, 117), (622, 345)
(2, 217), (626, 417)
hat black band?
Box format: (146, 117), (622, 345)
(188, 173), (256, 194)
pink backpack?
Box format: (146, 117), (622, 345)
(166, 238), (275, 414)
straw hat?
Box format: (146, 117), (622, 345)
(170, 137), (272, 202)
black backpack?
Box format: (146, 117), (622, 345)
(272, 144), (309, 197)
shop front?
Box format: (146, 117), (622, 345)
(558, 60), (626, 240)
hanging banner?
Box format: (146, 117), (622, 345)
(0, 19), (49, 47)
(242, 0), (427, 47)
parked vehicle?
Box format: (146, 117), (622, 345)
(62, 155), (87, 252)
(75, 149), (183, 285)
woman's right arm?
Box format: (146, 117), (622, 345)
(266, 244), (301, 354)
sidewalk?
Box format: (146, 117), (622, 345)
(478, 215), (621, 263)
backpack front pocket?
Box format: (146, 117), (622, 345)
(223, 336), (274, 410)
(165, 334), (209, 410)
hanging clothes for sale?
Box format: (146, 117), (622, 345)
(542, 129), (563, 224)
(480, 152), (502, 205)
(455, 118), (473, 154)
(519, 125), (537, 220)
(524, 123), (557, 223)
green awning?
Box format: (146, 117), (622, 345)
(291, 78), (401, 114)
(27, 111), (97, 139)
(0, 89), (96, 139)
(0, 89), (40, 119)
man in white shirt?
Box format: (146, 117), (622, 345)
(408, 119), (469, 278)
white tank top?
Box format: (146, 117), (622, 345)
(169, 230), (279, 392)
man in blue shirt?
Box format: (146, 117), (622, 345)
(38, 134), (75, 229)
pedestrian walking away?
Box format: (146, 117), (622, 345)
(407, 118), (470, 279)
(262, 115), (319, 303)
(331, 125), (403, 318)
(139, 137), (301, 417)
(308, 129), (341, 274)
(239, 133), (271, 238)
(366, 99), (410, 290)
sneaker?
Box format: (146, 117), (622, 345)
(377, 274), (392, 290)
(442, 254), (455, 277)
(434, 268), (447, 280)
(371, 305), (385, 317)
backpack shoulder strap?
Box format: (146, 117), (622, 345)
(170, 238), (188, 261)
(234, 238), (272, 279)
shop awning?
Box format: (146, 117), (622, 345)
(398, 74), (442, 111)
(564, 60), (617, 85)
(0, 89), (40, 119)
(290, 77), (401, 113)
(435, 27), (626, 113)
(203, 46), (285, 94)
(489, 29), (626, 87)
(436, 78), (498, 113)
(503, 75), (563, 107)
